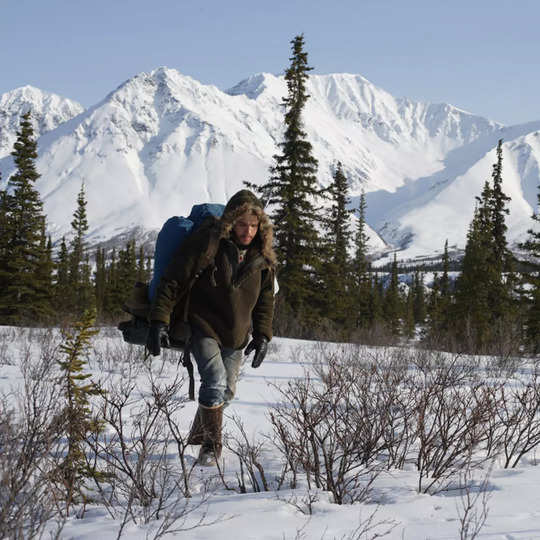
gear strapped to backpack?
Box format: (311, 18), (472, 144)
(118, 203), (225, 398)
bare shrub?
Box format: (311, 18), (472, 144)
(0, 337), (65, 539)
(268, 346), (385, 504)
(90, 340), (147, 376)
(89, 378), (177, 521)
(277, 489), (322, 516)
(147, 371), (193, 497)
(222, 414), (271, 493)
(493, 369), (540, 468)
(413, 376), (491, 494)
(84, 357), (222, 538)
(281, 506), (396, 540)
(456, 464), (492, 540)
(334, 507), (397, 540)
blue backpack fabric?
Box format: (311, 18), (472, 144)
(148, 203), (225, 302)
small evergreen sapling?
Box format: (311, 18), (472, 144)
(54, 309), (104, 513)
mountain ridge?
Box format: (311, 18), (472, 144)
(0, 68), (537, 260)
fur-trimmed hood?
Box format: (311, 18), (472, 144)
(219, 190), (277, 267)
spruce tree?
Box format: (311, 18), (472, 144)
(0, 180), (12, 303)
(490, 140), (512, 267)
(94, 247), (107, 319)
(116, 240), (137, 306)
(320, 163), (353, 325)
(252, 34), (321, 321)
(454, 200), (492, 350)
(68, 183), (94, 316)
(0, 112), (48, 324)
(519, 184), (540, 353)
(33, 221), (55, 323)
(404, 284), (415, 339)
(383, 254), (402, 336)
(426, 240), (452, 344)
(487, 140), (515, 329)
(354, 191), (369, 277)
(440, 239), (451, 300)
(55, 309), (104, 511)
(103, 248), (118, 320)
(353, 191), (374, 328)
(102, 242), (137, 320)
(453, 143), (515, 353)
(370, 272), (384, 329)
(412, 271), (427, 325)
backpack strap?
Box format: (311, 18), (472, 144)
(180, 226), (221, 323)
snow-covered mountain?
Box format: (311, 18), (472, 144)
(0, 86), (84, 159)
(0, 68), (538, 259)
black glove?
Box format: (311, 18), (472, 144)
(146, 321), (169, 356)
(245, 335), (268, 368)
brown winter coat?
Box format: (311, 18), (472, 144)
(149, 190), (276, 349)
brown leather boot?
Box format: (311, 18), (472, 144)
(196, 403), (223, 467)
(187, 407), (203, 445)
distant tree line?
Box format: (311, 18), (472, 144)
(0, 39), (538, 357)
(0, 112), (151, 325)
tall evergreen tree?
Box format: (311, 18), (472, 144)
(0, 112), (47, 324)
(33, 221), (55, 323)
(353, 191), (374, 328)
(519, 184), (540, 353)
(103, 248), (118, 320)
(403, 285), (415, 339)
(490, 140), (512, 267)
(353, 191), (369, 277)
(486, 140), (516, 332)
(412, 271), (427, 325)
(116, 240), (137, 305)
(453, 143), (516, 352)
(426, 240), (452, 343)
(252, 34), (321, 320)
(370, 272), (384, 329)
(68, 183), (93, 316)
(383, 254), (402, 336)
(94, 247), (107, 319)
(0, 178), (12, 302)
(454, 199), (492, 350)
(320, 163), (353, 325)
(440, 239), (451, 300)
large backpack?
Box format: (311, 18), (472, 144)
(118, 203), (225, 350)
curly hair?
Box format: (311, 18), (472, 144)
(220, 202), (277, 267)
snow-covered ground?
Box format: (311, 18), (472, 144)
(1, 327), (540, 539)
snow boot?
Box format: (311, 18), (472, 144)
(196, 403), (223, 467)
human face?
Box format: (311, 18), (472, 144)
(233, 212), (259, 246)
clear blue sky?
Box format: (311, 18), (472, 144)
(1, 0), (538, 125)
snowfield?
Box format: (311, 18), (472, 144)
(1, 326), (540, 539)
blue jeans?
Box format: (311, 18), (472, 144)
(190, 332), (244, 407)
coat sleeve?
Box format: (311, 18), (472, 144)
(148, 226), (216, 325)
(251, 268), (275, 341)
